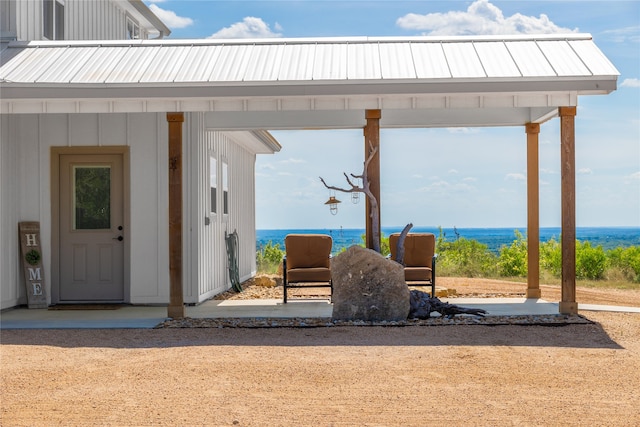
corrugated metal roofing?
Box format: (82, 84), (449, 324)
(0, 34), (619, 126)
(1, 34), (618, 86)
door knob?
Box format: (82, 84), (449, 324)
(113, 236), (124, 241)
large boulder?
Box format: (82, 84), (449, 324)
(331, 245), (410, 321)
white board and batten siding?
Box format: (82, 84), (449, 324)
(186, 113), (258, 303)
(0, 112), (171, 308)
(1, 0), (148, 42)
(1, 111), (264, 309)
(0, 114), (21, 308)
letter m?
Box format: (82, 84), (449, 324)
(28, 268), (42, 281)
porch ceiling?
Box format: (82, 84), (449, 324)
(0, 34), (618, 128)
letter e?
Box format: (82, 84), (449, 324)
(32, 283), (43, 296)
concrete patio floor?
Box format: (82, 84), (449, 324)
(2, 298), (639, 329)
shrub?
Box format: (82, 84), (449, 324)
(357, 233), (390, 256)
(498, 230), (528, 277)
(540, 238), (610, 280)
(437, 236), (498, 277)
(380, 233), (390, 257)
(608, 246), (640, 282)
(575, 241), (607, 280)
(256, 241), (284, 274)
(540, 238), (562, 277)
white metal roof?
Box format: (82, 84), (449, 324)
(0, 34), (618, 129)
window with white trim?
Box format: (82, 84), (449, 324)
(43, 0), (64, 40)
(126, 17), (140, 40)
(222, 161), (229, 216)
(210, 156), (217, 215)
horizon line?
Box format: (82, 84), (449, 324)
(257, 225), (640, 230)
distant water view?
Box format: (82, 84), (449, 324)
(257, 227), (640, 254)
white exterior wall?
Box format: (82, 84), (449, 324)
(4, 0), (148, 41)
(65, 0), (134, 41)
(1, 111), (262, 309)
(0, 114), (21, 307)
(0, 112), (171, 309)
(127, 113), (170, 305)
(0, 114), (51, 308)
(186, 113), (258, 304)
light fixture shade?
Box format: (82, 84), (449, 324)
(324, 196), (341, 215)
(324, 196), (341, 205)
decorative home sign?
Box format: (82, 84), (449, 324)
(19, 222), (47, 308)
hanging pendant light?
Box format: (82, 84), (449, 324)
(351, 178), (361, 204)
(324, 195), (341, 215)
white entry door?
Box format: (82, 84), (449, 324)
(59, 154), (125, 302)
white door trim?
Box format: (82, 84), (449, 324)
(51, 146), (131, 304)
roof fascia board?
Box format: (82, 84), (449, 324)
(0, 90), (587, 117)
(206, 107), (562, 130)
(221, 130), (282, 153)
(2, 33), (594, 49)
(0, 101), (563, 128)
(0, 79), (616, 100)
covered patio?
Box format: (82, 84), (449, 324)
(1, 33), (619, 316)
(0, 298), (587, 329)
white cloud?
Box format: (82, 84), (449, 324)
(628, 171), (640, 180)
(621, 78), (640, 88)
(578, 168), (593, 175)
(446, 127), (480, 134)
(418, 180), (475, 194)
(601, 25), (640, 44)
(208, 17), (282, 39)
(418, 180), (450, 193)
(448, 169), (459, 174)
(148, 4), (193, 29)
(280, 158), (306, 164)
(412, 174), (423, 179)
(463, 177), (477, 182)
(505, 173), (526, 181)
(396, 0), (577, 36)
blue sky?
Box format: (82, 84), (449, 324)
(145, 0), (639, 230)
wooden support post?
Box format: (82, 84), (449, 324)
(559, 107), (578, 314)
(364, 109), (381, 250)
(526, 123), (541, 299)
(167, 113), (185, 319)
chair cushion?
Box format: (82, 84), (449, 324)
(287, 267), (332, 283)
(285, 234), (332, 270)
(405, 267), (432, 281)
(389, 233), (435, 267)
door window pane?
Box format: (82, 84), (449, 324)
(74, 166), (111, 230)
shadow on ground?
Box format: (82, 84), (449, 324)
(1, 317), (623, 350)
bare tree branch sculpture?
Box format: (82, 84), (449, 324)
(394, 223), (413, 265)
(320, 145), (381, 253)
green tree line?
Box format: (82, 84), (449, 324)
(256, 229), (640, 285)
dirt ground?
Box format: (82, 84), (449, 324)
(2, 278), (640, 426)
